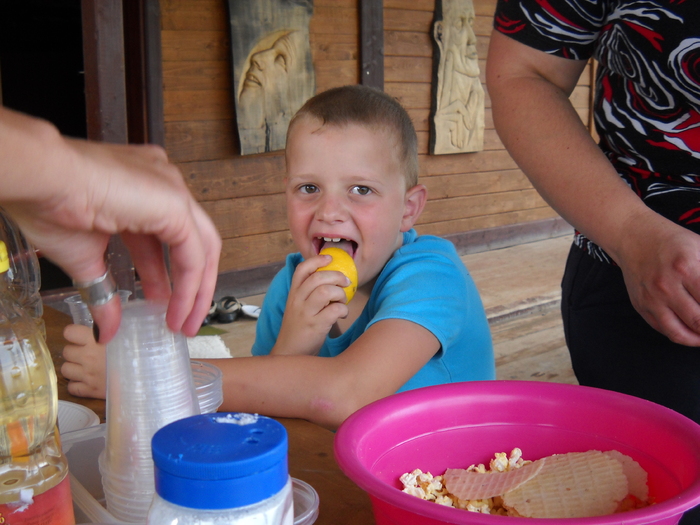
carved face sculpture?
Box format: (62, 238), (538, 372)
(242, 32), (299, 100)
(237, 30), (310, 153)
(438, 0), (478, 72)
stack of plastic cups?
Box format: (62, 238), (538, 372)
(99, 300), (200, 523)
(190, 360), (224, 414)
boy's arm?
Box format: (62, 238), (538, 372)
(205, 318), (439, 430)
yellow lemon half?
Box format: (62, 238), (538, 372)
(317, 247), (358, 304)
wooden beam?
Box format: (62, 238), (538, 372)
(81, 0), (128, 143)
(123, 0), (164, 146)
(360, 0), (384, 89)
(144, 0), (164, 146)
(81, 0), (135, 293)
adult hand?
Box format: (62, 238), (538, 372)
(271, 254), (349, 356)
(0, 108), (221, 342)
(614, 214), (700, 347)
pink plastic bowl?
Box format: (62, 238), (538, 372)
(334, 381), (700, 524)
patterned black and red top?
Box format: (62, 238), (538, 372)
(494, 0), (700, 262)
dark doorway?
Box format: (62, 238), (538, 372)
(0, 0), (84, 289)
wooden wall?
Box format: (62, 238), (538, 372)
(160, 0), (590, 280)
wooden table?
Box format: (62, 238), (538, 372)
(45, 306), (376, 524)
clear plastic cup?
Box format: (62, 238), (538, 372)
(64, 290), (131, 327)
(101, 300), (199, 523)
(191, 360), (223, 414)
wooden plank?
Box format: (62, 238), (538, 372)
(384, 7), (433, 33)
(162, 61), (231, 91)
(493, 309), (576, 384)
(314, 61), (360, 90)
(203, 194), (287, 239)
(163, 89), (233, 121)
(182, 155), (286, 202)
(384, 30), (432, 58)
(385, 56), (433, 83)
(421, 169), (533, 199)
(418, 188), (548, 224)
(384, 0), (434, 11)
(416, 207), (558, 238)
(165, 119), (239, 162)
(419, 149), (518, 175)
(311, 33), (359, 61)
(360, 0), (384, 89)
(161, 30), (230, 62)
(310, 6), (359, 35)
(386, 81), (432, 109)
(220, 230), (295, 272)
(160, 0), (228, 31)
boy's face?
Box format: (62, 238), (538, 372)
(285, 117), (418, 289)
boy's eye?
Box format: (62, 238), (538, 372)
(351, 186), (372, 196)
(299, 184), (318, 194)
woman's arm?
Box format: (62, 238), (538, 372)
(487, 31), (700, 346)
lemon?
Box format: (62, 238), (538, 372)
(317, 247), (358, 304)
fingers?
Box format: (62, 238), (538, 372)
(61, 334), (107, 399)
(121, 232), (172, 302)
(647, 289), (700, 347)
(63, 323), (95, 345)
(169, 202), (222, 336)
(89, 298), (123, 344)
(639, 307), (700, 347)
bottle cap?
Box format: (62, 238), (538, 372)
(0, 241), (8, 273)
(152, 413), (289, 509)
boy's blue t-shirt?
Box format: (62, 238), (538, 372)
(251, 229), (495, 392)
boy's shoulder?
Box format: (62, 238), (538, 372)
(397, 230), (460, 260)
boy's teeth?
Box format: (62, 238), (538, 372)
(323, 237), (342, 242)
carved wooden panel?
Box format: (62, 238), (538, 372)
(430, 0), (485, 155)
(227, 0), (315, 155)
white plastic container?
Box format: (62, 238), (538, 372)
(147, 413), (294, 525)
(63, 424), (319, 525)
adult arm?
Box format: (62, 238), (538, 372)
(205, 318), (440, 430)
(0, 107), (221, 341)
(487, 31), (700, 346)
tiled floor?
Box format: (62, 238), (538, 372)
(212, 235), (574, 365)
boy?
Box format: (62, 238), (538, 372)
(62, 85), (495, 430)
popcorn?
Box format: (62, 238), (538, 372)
(399, 449), (652, 518)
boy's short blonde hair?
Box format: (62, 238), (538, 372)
(287, 85), (419, 189)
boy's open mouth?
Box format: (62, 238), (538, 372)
(314, 237), (357, 258)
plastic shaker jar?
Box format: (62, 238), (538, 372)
(147, 413), (294, 525)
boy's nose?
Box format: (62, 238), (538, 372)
(315, 194), (347, 223)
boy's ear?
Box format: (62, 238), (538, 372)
(400, 184), (427, 232)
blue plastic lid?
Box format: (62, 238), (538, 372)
(151, 413), (289, 509)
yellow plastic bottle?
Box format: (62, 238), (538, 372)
(0, 241), (74, 525)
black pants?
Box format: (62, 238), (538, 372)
(561, 243), (700, 524)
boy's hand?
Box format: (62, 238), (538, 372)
(61, 323), (107, 399)
(272, 254), (351, 355)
